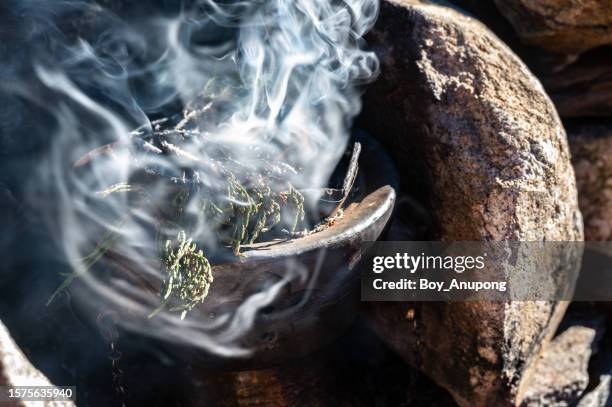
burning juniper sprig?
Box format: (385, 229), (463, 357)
(46, 217), (128, 306)
(149, 231), (213, 320)
(247, 182), (281, 245)
(283, 185), (306, 233)
(226, 173), (257, 255)
(48, 98), (310, 319)
(221, 174), (305, 255)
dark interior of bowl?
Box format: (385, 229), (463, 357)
(65, 131), (398, 369)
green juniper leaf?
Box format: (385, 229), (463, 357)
(149, 231), (213, 319)
(48, 94), (318, 320)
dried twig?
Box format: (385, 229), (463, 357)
(331, 142), (360, 217)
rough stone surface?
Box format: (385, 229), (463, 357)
(568, 120), (612, 241)
(540, 48), (612, 118)
(360, 1), (583, 406)
(493, 0), (612, 55)
(448, 0), (586, 78)
(362, 0), (582, 242)
(0, 320), (74, 407)
(521, 316), (604, 406)
(578, 373), (612, 407)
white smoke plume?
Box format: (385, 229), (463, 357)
(17, 0), (379, 357)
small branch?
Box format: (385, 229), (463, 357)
(331, 142), (361, 216)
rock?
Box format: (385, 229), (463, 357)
(359, 0), (582, 406)
(493, 0), (612, 55)
(578, 372), (612, 407)
(448, 0), (580, 74)
(444, 1), (612, 118)
(576, 325), (612, 407)
(0, 320), (75, 406)
(540, 48), (612, 118)
(521, 314), (605, 406)
(568, 120), (612, 241)
(362, 0), (581, 241)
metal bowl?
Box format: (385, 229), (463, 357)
(69, 132), (397, 369)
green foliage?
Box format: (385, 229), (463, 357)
(46, 218), (127, 306)
(149, 231), (213, 320)
(222, 174), (304, 255)
(148, 176), (305, 317)
(48, 89), (309, 319)
(49, 166), (306, 320)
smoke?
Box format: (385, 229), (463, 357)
(11, 0), (379, 357)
